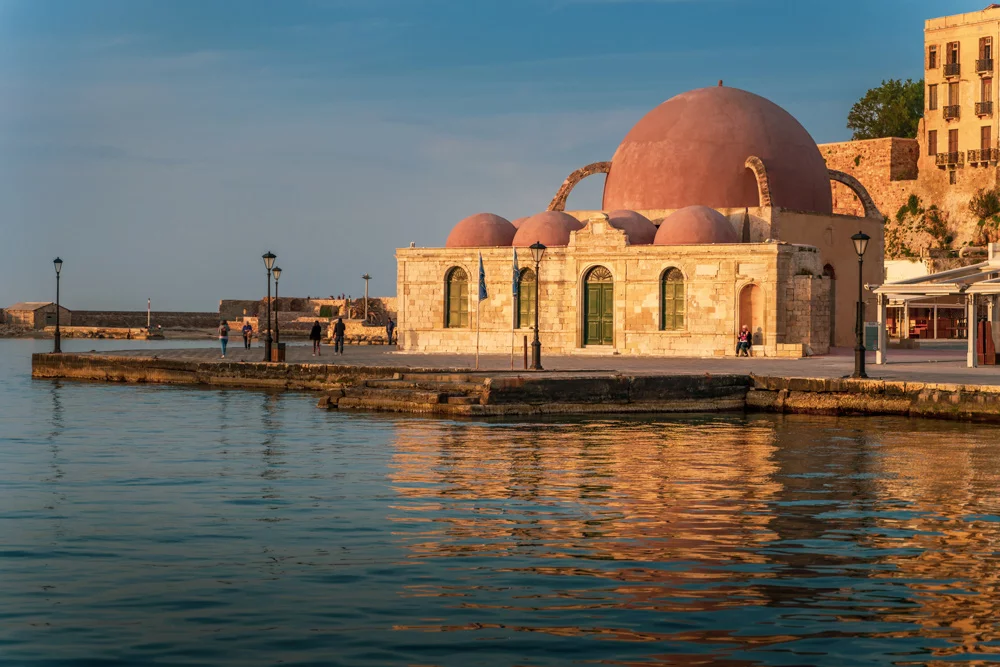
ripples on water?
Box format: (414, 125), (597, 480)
(2, 339), (1000, 665)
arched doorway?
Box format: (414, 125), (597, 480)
(739, 283), (764, 346)
(823, 264), (836, 347)
(584, 266), (614, 346)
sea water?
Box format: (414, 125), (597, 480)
(3, 338), (1000, 666)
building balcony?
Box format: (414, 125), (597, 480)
(977, 101), (994, 116)
(944, 105), (961, 120)
(978, 58), (994, 74)
(945, 62), (962, 77)
(936, 152), (964, 167)
(968, 148), (999, 164)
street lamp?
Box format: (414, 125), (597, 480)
(272, 266), (281, 348)
(262, 251), (276, 361)
(362, 273), (371, 322)
(53, 257), (63, 353)
(529, 242), (546, 371)
(851, 231), (871, 379)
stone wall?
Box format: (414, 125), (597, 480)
(820, 135), (997, 251)
(397, 216), (828, 358)
(70, 311), (219, 329)
(219, 297), (397, 324)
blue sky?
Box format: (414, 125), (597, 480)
(0, 0), (985, 310)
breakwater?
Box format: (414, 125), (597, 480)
(30, 353), (1000, 422)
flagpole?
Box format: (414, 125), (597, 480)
(511, 248), (518, 370)
(476, 298), (481, 371)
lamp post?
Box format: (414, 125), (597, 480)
(362, 274), (371, 322)
(53, 257), (63, 353)
(262, 251), (276, 361)
(529, 242), (546, 371)
(851, 231), (871, 379)
(272, 266), (281, 348)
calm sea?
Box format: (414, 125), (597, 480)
(3, 338), (1000, 666)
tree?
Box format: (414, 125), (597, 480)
(847, 79), (924, 140)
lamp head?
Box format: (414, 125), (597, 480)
(529, 241), (546, 264)
(53, 257), (63, 275)
(271, 266), (281, 281)
(362, 273), (372, 281)
(262, 251), (276, 270)
(851, 231), (870, 258)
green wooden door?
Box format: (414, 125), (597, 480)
(584, 267), (614, 346)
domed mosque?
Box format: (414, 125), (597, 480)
(397, 84), (883, 357)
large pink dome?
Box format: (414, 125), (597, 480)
(512, 211), (585, 247)
(603, 86), (833, 214)
(654, 206), (739, 245)
(445, 213), (516, 248)
(607, 210), (656, 245)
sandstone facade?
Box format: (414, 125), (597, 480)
(397, 213), (845, 358)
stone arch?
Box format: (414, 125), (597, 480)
(744, 156), (772, 207)
(547, 161), (612, 212)
(828, 170), (883, 221)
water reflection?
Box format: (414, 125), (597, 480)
(387, 415), (1000, 664)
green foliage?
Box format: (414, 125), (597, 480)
(969, 186), (1000, 220)
(888, 194), (956, 258)
(319, 305), (334, 318)
(847, 79), (924, 140)
(854, 155), (862, 167)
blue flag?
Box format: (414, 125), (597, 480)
(478, 253), (488, 301)
(512, 248), (519, 298)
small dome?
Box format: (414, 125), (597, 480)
(511, 216), (528, 229)
(445, 213), (516, 248)
(607, 209), (657, 245)
(512, 211), (585, 247)
(654, 206), (739, 245)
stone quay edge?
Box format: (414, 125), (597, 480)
(30, 353), (1000, 422)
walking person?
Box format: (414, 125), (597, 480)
(219, 320), (230, 358)
(333, 317), (346, 355)
(310, 320), (323, 356)
(242, 321), (253, 350)
(385, 317), (395, 345)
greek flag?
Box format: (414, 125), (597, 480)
(478, 253), (488, 301)
(512, 248), (519, 298)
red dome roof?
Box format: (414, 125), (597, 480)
(512, 211), (585, 247)
(603, 86), (833, 214)
(607, 210), (657, 245)
(445, 213), (516, 248)
(654, 206), (739, 245)
(511, 216), (528, 229)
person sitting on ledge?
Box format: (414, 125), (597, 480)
(736, 325), (751, 357)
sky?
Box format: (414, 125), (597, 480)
(0, 0), (988, 310)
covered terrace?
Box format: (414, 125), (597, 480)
(873, 244), (1000, 368)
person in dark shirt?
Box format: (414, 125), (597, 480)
(385, 318), (395, 345)
(309, 320), (323, 356)
(242, 322), (253, 350)
(333, 317), (346, 355)
(736, 325), (751, 357)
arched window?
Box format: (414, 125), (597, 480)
(517, 268), (536, 329)
(660, 268), (685, 330)
(445, 267), (469, 328)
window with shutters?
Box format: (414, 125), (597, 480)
(516, 268), (535, 329)
(928, 45), (938, 69)
(928, 130), (937, 156)
(660, 268), (685, 331)
(445, 267), (469, 328)
(928, 84), (938, 111)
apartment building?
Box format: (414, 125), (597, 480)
(925, 5), (1000, 181)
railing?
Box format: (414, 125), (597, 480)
(978, 101), (994, 116)
(944, 105), (961, 120)
(968, 148), (1000, 163)
(978, 58), (994, 73)
(945, 62), (961, 77)
(936, 152), (964, 166)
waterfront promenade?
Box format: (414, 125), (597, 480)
(86, 342), (1000, 387)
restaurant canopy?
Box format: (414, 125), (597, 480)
(872, 244), (1000, 368)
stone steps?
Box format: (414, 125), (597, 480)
(322, 372), (489, 413)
